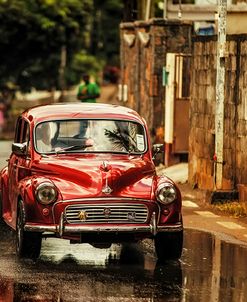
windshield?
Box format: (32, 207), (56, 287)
(35, 119), (147, 154)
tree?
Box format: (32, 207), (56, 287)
(0, 0), (93, 92)
(0, 0), (124, 93)
(89, 0), (123, 66)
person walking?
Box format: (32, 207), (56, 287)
(77, 74), (100, 103)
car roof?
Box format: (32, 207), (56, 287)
(22, 103), (144, 124)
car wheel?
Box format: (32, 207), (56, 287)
(90, 243), (112, 249)
(154, 231), (183, 262)
(16, 202), (42, 260)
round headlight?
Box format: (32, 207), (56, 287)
(35, 182), (57, 205)
(156, 184), (177, 205)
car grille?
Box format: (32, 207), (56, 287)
(65, 203), (148, 224)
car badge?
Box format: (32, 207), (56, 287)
(102, 185), (113, 194)
(102, 177), (113, 194)
(78, 210), (87, 221)
(103, 207), (111, 218)
(127, 212), (136, 221)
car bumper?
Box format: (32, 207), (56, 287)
(24, 223), (183, 233)
(24, 213), (183, 236)
(24, 205), (183, 237)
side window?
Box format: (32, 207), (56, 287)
(22, 120), (30, 156)
(22, 120), (30, 144)
(14, 118), (30, 155)
(14, 117), (22, 143)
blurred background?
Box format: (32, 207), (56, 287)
(0, 0), (194, 140)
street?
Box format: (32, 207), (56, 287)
(1, 223), (247, 301)
(1, 141), (247, 301)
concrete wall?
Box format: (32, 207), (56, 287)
(227, 14), (247, 34)
(120, 19), (192, 140)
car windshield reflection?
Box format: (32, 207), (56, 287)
(35, 119), (146, 154)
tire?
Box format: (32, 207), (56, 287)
(154, 231), (183, 262)
(90, 243), (112, 249)
(16, 202), (42, 260)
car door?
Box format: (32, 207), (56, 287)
(8, 117), (31, 227)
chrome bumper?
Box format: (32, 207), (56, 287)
(24, 223), (183, 233)
(24, 212), (183, 236)
(24, 225), (183, 237)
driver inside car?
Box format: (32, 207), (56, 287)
(36, 122), (54, 153)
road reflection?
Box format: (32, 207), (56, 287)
(1, 225), (247, 301)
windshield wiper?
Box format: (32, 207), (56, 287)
(54, 144), (93, 154)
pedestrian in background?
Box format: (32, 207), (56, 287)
(77, 73), (100, 103)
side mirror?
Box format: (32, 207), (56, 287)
(152, 143), (164, 159)
(12, 143), (27, 156)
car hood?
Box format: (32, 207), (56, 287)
(33, 154), (156, 200)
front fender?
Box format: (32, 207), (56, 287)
(0, 166), (9, 199)
(18, 177), (35, 206)
(154, 175), (182, 225)
(18, 176), (59, 225)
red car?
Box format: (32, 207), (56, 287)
(0, 103), (183, 261)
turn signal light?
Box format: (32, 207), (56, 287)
(42, 208), (50, 216)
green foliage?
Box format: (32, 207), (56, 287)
(66, 50), (104, 86)
(0, 0), (123, 92)
(90, 0), (123, 65)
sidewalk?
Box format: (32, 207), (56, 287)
(157, 163), (247, 245)
(156, 162), (188, 184)
(156, 162), (209, 205)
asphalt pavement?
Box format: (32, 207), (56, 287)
(156, 162), (188, 184)
(156, 162), (247, 246)
(0, 141), (12, 169)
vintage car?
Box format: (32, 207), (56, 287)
(0, 103), (183, 261)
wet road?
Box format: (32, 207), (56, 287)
(1, 223), (247, 301)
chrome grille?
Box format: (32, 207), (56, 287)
(65, 203), (148, 224)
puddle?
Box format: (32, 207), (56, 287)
(0, 226), (247, 301)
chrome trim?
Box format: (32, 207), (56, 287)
(150, 212), (157, 235)
(24, 222), (183, 234)
(59, 212), (64, 236)
(155, 183), (177, 205)
(35, 182), (58, 205)
(52, 198), (154, 226)
(24, 225), (57, 232)
(64, 203), (148, 224)
(34, 118), (148, 155)
(157, 224), (183, 232)
(55, 197), (152, 203)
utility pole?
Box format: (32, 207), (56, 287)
(215, 0), (227, 190)
(163, 0), (167, 19)
(145, 0), (151, 20)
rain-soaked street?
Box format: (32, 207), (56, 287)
(0, 222), (247, 302)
